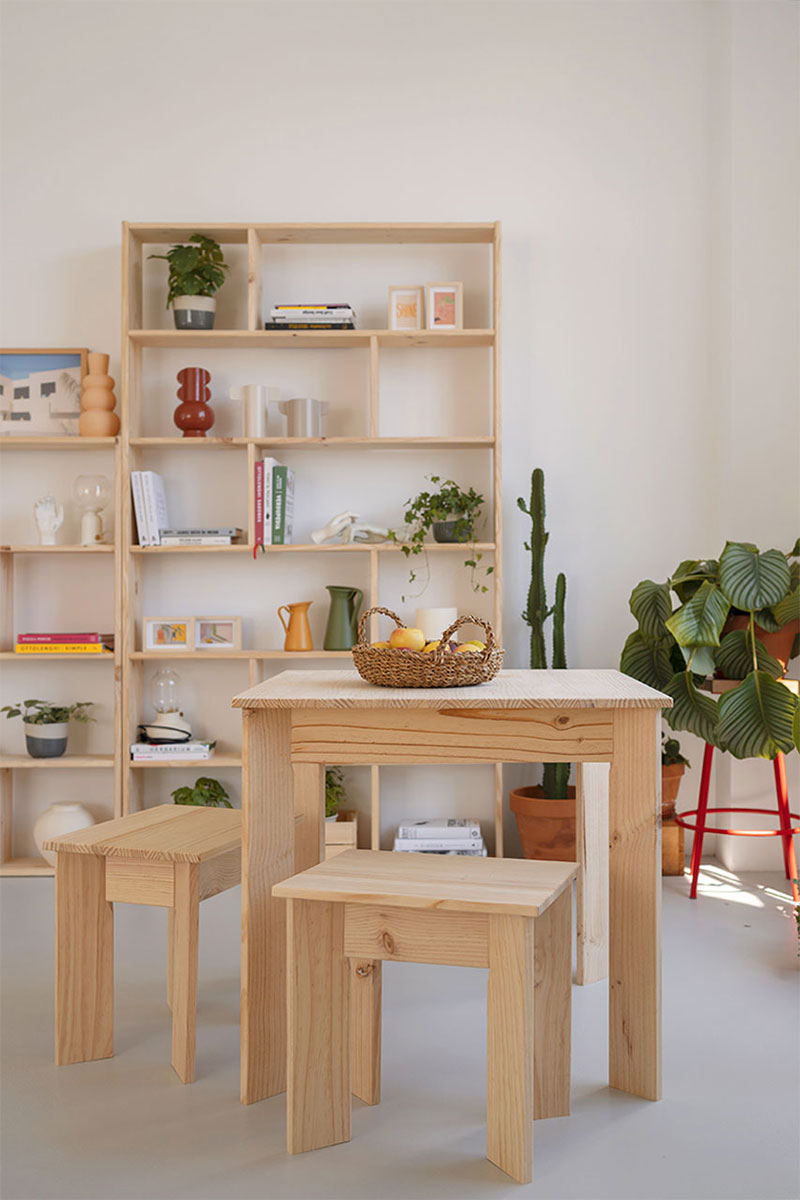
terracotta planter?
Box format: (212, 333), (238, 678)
(722, 614), (799, 675)
(510, 785), (576, 861)
(661, 762), (685, 819)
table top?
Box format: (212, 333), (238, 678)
(272, 848), (578, 916)
(43, 805), (241, 863)
(233, 668), (671, 711)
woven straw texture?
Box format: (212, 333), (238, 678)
(351, 607), (504, 688)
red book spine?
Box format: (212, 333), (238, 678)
(254, 460), (264, 547)
(17, 633), (101, 644)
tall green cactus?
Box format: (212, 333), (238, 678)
(518, 468), (570, 799)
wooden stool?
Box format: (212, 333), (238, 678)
(44, 804), (241, 1083)
(273, 849), (577, 1184)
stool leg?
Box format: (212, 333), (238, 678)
(55, 851), (114, 1066)
(534, 888), (571, 1120)
(575, 763), (609, 985)
(171, 863), (199, 1083)
(689, 743), (714, 899)
(350, 959), (381, 1105)
(774, 754), (799, 900)
(166, 908), (175, 1012)
(487, 914), (534, 1185)
(287, 899), (350, 1154)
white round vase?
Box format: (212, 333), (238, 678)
(34, 802), (95, 866)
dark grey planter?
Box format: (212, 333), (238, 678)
(24, 721), (68, 758)
(172, 296), (216, 330)
(432, 519), (471, 544)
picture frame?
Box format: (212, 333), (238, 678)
(194, 616), (242, 651)
(424, 283), (463, 331)
(0, 348), (88, 436)
(144, 617), (194, 652)
(388, 286), (424, 332)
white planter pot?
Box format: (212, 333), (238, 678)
(23, 721), (68, 758)
(34, 802), (95, 865)
(172, 295), (216, 330)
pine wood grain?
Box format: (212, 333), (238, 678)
(343, 905), (489, 967)
(171, 863), (199, 1083)
(349, 958), (381, 1106)
(534, 888), (571, 1119)
(486, 914), (533, 1184)
(575, 762), (610, 985)
(104, 859), (174, 906)
(44, 805), (241, 862)
(55, 852), (114, 1066)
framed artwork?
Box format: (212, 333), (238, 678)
(388, 286), (424, 331)
(425, 283), (463, 331)
(144, 617), (194, 652)
(0, 348), (88, 436)
(194, 616), (242, 651)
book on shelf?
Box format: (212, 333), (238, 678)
(393, 843), (488, 856)
(392, 837), (485, 852)
(254, 456), (294, 547)
(15, 634), (114, 654)
(131, 471), (169, 546)
(264, 323), (355, 331)
(159, 535), (237, 546)
(396, 818), (482, 840)
(16, 632), (113, 645)
(160, 528), (243, 538)
(266, 303), (356, 330)
(130, 740), (216, 760)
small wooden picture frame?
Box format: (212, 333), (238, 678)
(144, 617), (194, 652)
(194, 616), (242, 651)
(388, 286), (424, 331)
(425, 283), (463, 330)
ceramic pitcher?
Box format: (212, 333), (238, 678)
(277, 397), (328, 438)
(323, 586), (364, 651)
(278, 601), (313, 651)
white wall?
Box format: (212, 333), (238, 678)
(1, 1), (797, 864)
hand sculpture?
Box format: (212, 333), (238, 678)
(311, 511), (391, 545)
(34, 495), (64, 546)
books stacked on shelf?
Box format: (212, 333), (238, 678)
(15, 632), (114, 654)
(393, 818), (487, 856)
(160, 527), (244, 547)
(253, 456), (295, 546)
(130, 740), (216, 762)
(265, 304), (356, 331)
(131, 470), (169, 546)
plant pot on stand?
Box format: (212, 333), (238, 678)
(510, 786), (576, 860)
(661, 762), (686, 876)
(24, 721), (68, 758)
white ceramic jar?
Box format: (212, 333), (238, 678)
(34, 802), (95, 865)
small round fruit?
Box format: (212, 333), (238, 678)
(389, 626), (426, 652)
(466, 640), (486, 650)
(455, 643), (480, 653)
(422, 640), (440, 653)
(371, 640), (391, 649)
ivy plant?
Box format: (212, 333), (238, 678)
(171, 776), (233, 808)
(1, 700), (94, 725)
(149, 234), (229, 307)
(390, 475), (492, 599)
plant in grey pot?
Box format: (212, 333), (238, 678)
(149, 234), (229, 330)
(1, 699), (94, 758)
(391, 475), (492, 599)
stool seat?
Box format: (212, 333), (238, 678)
(44, 803), (241, 863)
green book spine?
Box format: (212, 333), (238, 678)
(271, 466), (295, 545)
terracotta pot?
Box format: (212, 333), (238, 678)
(510, 785), (576, 861)
(722, 614), (799, 675)
(661, 762), (685, 819)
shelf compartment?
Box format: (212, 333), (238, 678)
(130, 650), (353, 660)
(129, 755), (242, 769)
(129, 329), (495, 350)
(0, 755), (115, 768)
(0, 857), (54, 877)
(131, 542), (495, 555)
(130, 436), (495, 451)
(128, 222), (496, 246)
(0, 545), (115, 555)
(0, 437), (118, 450)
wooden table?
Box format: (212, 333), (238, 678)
(232, 668), (671, 1107)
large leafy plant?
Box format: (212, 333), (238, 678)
(149, 234), (229, 307)
(621, 540), (800, 759)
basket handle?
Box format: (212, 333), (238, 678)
(356, 606), (406, 647)
(433, 614), (496, 664)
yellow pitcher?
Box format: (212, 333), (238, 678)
(278, 601), (313, 651)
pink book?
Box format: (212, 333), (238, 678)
(254, 460), (264, 546)
(17, 633), (102, 644)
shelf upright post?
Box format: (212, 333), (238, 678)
(247, 228), (263, 333)
(492, 222), (504, 858)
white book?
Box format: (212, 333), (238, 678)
(131, 473), (150, 545)
(141, 471), (169, 545)
(130, 740), (215, 757)
(393, 846), (488, 857)
(261, 456), (282, 546)
(159, 536), (232, 546)
(396, 818), (482, 840)
(393, 837), (484, 852)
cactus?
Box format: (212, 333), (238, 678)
(518, 469), (570, 799)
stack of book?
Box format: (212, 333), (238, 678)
(15, 632), (114, 655)
(265, 303), (356, 331)
(131, 471), (168, 545)
(130, 740), (216, 762)
(393, 818), (487, 856)
(254, 456), (294, 546)
(160, 527), (244, 547)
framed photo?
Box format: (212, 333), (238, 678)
(194, 616), (242, 651)
(388, 286), (424, 331)
(425, 283), (463, 331)
(144, 617), (194, 652)
(0, 348), (87, 436)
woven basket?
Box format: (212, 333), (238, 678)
(351, 607), (504, 688)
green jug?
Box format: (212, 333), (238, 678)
(323, 585), (364, 651)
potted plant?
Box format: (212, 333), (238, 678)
(509, 469), (575, 860)
(325, 766), (346, 822)
(149, 234), (229, 330)
(620, 539), (800, 758)
(661, 734), (689, 818)
(1, 699), (94, 759)
(391, 475), (493, 599)
(171, 776), (233, 807)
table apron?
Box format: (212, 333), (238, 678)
(290, 707), (614, 764)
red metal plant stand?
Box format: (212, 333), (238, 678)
(676, 743), (799, 901)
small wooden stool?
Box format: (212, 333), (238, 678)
(273, 849), (577, 1184)
(45, 804), (241, 1083)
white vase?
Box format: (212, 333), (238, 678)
(34, 802), (95, 865)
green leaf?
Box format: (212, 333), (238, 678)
(671, 559), (719, 604)
(620, 631), (674, 690)
(714, 630), (783, 680)
(754, 608), (782, 633)
(788, 537), (800, 557)
(629, 580), (672, 639)
(679, 644), (717, 677)
(719, 542), (791, 611)
(794, 701), (800, 752)
(772, 587), (800, 629)
(664, 672), (719, 742)
(665, 580), (730, 647)
(716, 672), (798, 759)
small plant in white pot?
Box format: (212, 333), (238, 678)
(1, 699), (94, 758)
(325, 766), (346, 822)
(149, 233), (229, 330)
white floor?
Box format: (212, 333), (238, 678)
(1, 861), (798, 1200)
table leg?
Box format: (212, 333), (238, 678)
(55, 851), (113, 1066)
(487, 914), (534, 1185)
(534, 888), (571, 1119)
(171, 862), (199, 1084)
(350, 958), (382, 1105)
(241, 708), (294, 1104)
(575, 762), (609, 985)
(166, 908), (174, 1011)
(293, 763), (324, 872)
(609, 710), (661, 1100)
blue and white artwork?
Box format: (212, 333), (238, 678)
(0, 352), (84, 435)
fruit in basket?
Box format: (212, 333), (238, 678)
(389, 626), (426, 652)
(371, 641), (391, 649)
(422, 640), (440, 653)
(465, 639), (486, 650)
(455, 643), (480, 653)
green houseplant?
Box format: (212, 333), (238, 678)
(171, 777), (233, 807)
(621, 539), (800, 759)
(1, 699), (94, 759)
(149, 234), (229, 330)
(661, 734), (690, 818)
(510, 468), (574, 859)
(391, 475), (492, 599)
(325, 766), (346, 820)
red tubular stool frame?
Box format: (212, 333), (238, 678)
(675, 744), (800, 901)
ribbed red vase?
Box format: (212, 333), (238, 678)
(174, 367), (214, 437)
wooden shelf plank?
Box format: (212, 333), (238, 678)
(128, 329), (495, 350)
(0, 437), (118, 450)
(128, 222), (496, 245)
(0, 857), (54, 877)
(130, 436), (495, 451)
(0, 545), (115, 555)
(131, 542), (495, 555)
(129, 650), (352, 660)
(0, 755), (114, 768)
(129, 755), (242, 769)
(0, 652), (115, 662)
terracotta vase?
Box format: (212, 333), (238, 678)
(722, 613), (799, 676)
(510, 786), (576, 861)
(174, 368), (214, 438)
(79, 351), (120, 437)
(278, 601), (313, 651)
(661, 763), (685, 819)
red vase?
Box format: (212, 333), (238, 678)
(174, 368), (214, 438)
